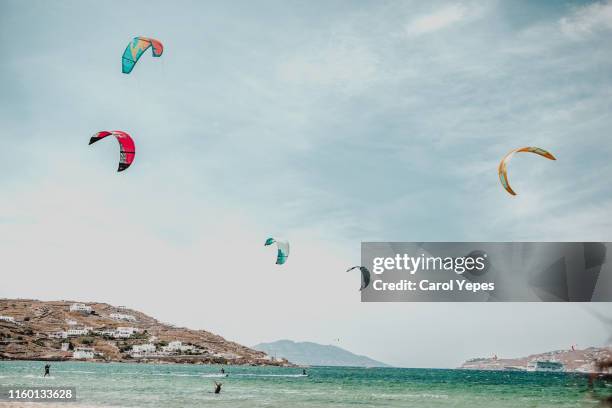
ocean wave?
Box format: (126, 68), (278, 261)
(371, 393), (449, 399)
(150, 373), (227, 378)
(151, 373), (202, 377)
(233, 374), (307, 378)
(23, 374), (56, 379)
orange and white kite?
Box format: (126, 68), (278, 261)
(498, 147), (556, 195)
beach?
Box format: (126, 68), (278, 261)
(0, 361), (606, 407)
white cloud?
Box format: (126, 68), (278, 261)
(560, 1), (612, 38)
(405, 4), (468, 36)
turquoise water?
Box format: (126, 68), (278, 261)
(0, 361), (607, 407)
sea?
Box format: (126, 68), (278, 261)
(0, 361), (608, 407)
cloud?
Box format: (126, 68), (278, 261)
(560, 0), (612, 38)
(404, 4), (468, 36)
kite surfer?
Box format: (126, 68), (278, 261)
(214, 381), (223, 394)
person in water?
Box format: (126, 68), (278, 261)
(43, 364), (50, 377)
(220, 367), (225, 374)
(214, 381), (223, 394)
(303, 369), (307, 376)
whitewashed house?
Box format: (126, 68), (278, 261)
(69, 303), (92, 313)
(162, 341), (183, 352)
(49, 331), (68, 339)
(72, 347), (95, 359)
(113, 327), (138, 338)
(67, 327), (91, 337)
(60, 343), (70, 352)
(0, 315), (16, 323)
(65, 319), (78, 326)
(93, 328), (114, 337)
(162, 341), (195, 353)
(132, 343), (156, 353)
(93, 327), (137, 338)
(109, 313), (136, 322)
(130, 343), (156, 357)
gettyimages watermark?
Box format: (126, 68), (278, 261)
(360, 242), (612, 302)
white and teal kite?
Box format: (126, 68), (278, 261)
(264, 237), (290, 265)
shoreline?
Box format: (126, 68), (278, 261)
(0, 358), (297, 368)
(1, 359), (605, 375)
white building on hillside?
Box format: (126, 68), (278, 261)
(93, 327), (137, 338)
(67, 327), (91, 337)
(109, 313), (136, 322)
(96, 329), (116, 337)
(114, 327), (138, 338)
(60, 343), (70, 352)
(131, 343), (156, 356)
(0, 316), (16, 323)
(132, 343), (156, 353)
(69, 303), (92, 313)
(72, 347), (95, 359)
(65, 319), (78, 326)
(162, 341), (195, 353)
(49, 331), (68, 339)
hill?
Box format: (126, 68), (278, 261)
(252, 339), (390, 367)
(0, 299), (290, 366)
(460, 346), (612, 372)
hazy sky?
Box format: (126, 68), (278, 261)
(1, 0), (611, 368)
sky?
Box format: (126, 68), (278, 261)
(0, 0), (611, 368)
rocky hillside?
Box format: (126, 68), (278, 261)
(0, 299), (291, 366)
(460, 346), (612, 373)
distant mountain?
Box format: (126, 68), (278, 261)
(253, 339), (390, 367)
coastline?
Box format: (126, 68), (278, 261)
(1, 356), (294, 367)
(460, 345), (612, 373)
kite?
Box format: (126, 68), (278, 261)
(498, 147), (556, 195)
(264, 238), (290, 265)
(89, 131), (136, 172)
(346, 266), (371, 291)
(122, 37), (164, 74)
